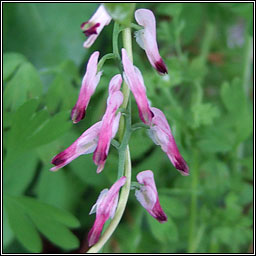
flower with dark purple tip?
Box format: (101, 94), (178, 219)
(50, 121), (102, 171)
(50, 113), (121, 172)
(93, 74), (123, 173)
(71, 51), (102, 124)
(81, 5), (112, 48)
(135, 170), (167, 222)
(122, 48), (153, 125)
(134, 9), (168, 75)
(148, 107), (189, 176)
(88, 176), (126, 246)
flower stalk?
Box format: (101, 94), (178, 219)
(86, 25), (133, 254)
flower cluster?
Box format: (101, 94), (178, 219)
(51, 5), (188, 247)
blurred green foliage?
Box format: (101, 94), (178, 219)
(3, 3), (253, 253)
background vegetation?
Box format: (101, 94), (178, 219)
(3, 3), (253, 253)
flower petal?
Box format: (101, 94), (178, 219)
(135, 9), (168, 75)
(88, 176), (126, 246)
(71, 51), (102, 124)
(122, 48), (153, 125)
(93, 76), (123, 173)
(136, 170), (167, 222)
(50, 121), (102, 171)
(150, 107), (189, 176)
(82, 5), (112, 48)
(88, 215), (106, 247)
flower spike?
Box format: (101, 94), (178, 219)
(71, 51), (102, 124)
(148, 107), (189, 176)
(135, 9), (168, 75)
(122, 48), (153, 125)
(81, 5), (112, 48)
(135, 170), (167, 222)
(88, 176), (126, 247)
(93, 75), (123, 173)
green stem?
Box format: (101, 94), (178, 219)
(235, 35), (252, 173)
(86, 25), (133, 254)
(121, 27), (132, 108)
(97, 53), (115, 72)
(242, 35), (252, 98)
(118, 99), (132, 179)
(188, 150), (199, 253)
(113, 22), (121, 60)
(118, 27), (132, 141)
(200, 23), (215, 65)
(131, 122), (150, 131)
(130, 22), (143, 31)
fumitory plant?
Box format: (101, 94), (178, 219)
(50, 4), (189, 252)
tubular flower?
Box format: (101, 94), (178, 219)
(135, 170), (167, 222)
(50, 113), (121, 172)
(71, 51), (102, 124)
(122, 48), (153, 125)
(148, 107), (189, 176)
(81, 4), (112, 48)
(88, 176), (127, 247)
(134, 9), (168, 75)
(50, 121), (101, 171)
(93, 75), (123, 173)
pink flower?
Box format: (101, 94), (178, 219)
(50, 113), (121, 171)
(134, 9), (168, 75)
(135, 170), (167, 222)
(50, 121), (101, 171)
(71, 51), (102, 124)
(88, 176), (126, 247)
(93, 75), (123, 173)
(81, 5), (112, 48)
(122, 48), (153, 125)
(148, 107), (189, 176)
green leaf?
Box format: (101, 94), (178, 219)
(188, 57), (208, 82)
(104, 3), (135, 26)
(4, 62), (43, 111)
(190, 103), (219, 128)
(4, 195), (42, 253)
(24, 111), (72, 149)
(3, 206), (14, 248)
(3, 52), (27, 82)
(129, 129), (154, 158)
(3, 3), (98, 67)
(221, 79), (245, 113)
(200, 160), (230, 200)
(6, 99), (72, 152)
(19, 196), (80, 228)
(197, 120), (236, 153)
(159, 195), (187, 219)
(45, 72), (77, 113)
(4, 195), (80, 252)
(180, 4), (202, 45)
(146, 213), (178, 243)
(213, 226), (233, 246)
(29, 213), (80, 250)
(36, 166), (86, 211)
(157, 3), (183, 18)
(3, 151), (38, 195)
(7, 99), (40, 150)
(221, 78), (253, 143)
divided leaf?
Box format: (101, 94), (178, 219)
(4, 195), (80, 252)
(4, 62), (43, 111)
(3, 52), (27, 82)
